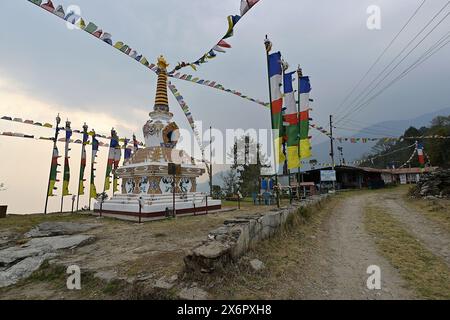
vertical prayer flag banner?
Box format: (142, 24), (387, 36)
(268, 51), (285, 165)
(90, 133), (99, 199)
(104, 129), (119, 192)
(78, 126), (88, 195)
(283, 71), (300, 170)
(299, 110), (312, 159)
(113, 139), (122, 193)
(299, 76), (312, 160)
(48, 146), (60, 196)
(62, 124), (72, 196)
(417, 142), (425, 168)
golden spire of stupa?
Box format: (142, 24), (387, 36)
(154, 55), (169, 112)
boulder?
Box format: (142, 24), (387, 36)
(0, 234), (95, 287)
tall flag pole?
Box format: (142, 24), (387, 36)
(89, 129), (99, 210)
(76, 123), (89, 211)
(104, 128), (119, 193)
(265, 35), (283, 208)
(44, 114), (62, 214)
(296, 66), (303, 188)
(60, 120), (72, 213)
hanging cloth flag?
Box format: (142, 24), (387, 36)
(112, 138), (122, 193)
(48, 146), (60, 197)
(123, 138), (132, 165)
(62, 122), (72, 196)
(283, 71), (300, 170)
(299, 110), (312, 159)
(240, 0), (261, 16)
(417, 142), (425, 168)
(268, 51), (285, 165)
(104, 128), (119, 192)
(299, 75), (312, 159)
(90, 131), (99, 199)
(78, 124), (88, 196)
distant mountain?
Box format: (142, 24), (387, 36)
(311, 107), (450, 165)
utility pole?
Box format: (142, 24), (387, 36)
(209, 126), (213, 198)
(329, 115), (335, 169)
(330, 115), (336, 190)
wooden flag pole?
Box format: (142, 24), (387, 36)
(76, 123), (88, 212)
(88, 129), (97, 211)
(44, 114), (61, 215)
(297, 66), (303, 199)
(60, 120), (71, 213)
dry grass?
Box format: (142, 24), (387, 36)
(196, 195), (340, 300)
(0, 212), (93, 234)
(364, 205), (450, 300)
(403, 193), (450, 233)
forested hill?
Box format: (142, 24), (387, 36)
(360, 115), (450, 169)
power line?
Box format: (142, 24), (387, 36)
(336, 1), (450, 124)
(338, 31), (450, 122)
(333, 0), (427, 116)
(337, 9), (450, 124)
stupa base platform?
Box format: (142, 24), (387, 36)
(93, 192), (221, 222)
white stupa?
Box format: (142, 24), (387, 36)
(94, 56), (221, 220)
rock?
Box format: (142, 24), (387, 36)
(249, 259), (265, 272)
(192, 241), (230, 259)
(94, 270), (118, 283)
(410, 169), (450, 198)
(153, 277), (175, 290)
(0, 253), (57, 288)
(178, 287), (209, 300)
(0, 234), (95, 287)
(168, 275), (178, 283)
(25, 222), (101, 238)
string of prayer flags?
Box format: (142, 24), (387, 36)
(168, 72), (269, 107)
(27, 0), (157, 75)
(170, 0), (261, 73)
(168, 81), (204, 154)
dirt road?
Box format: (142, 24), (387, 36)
(297, 193), (414, 300)
(214, 187), (450, 300)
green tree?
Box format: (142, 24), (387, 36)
(226, 136), (270, 197)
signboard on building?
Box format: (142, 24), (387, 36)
(321, 170), (337, 182)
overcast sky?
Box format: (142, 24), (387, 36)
(0, 0), (449, 213)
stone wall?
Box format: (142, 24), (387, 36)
(184, 195), (328, 274)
